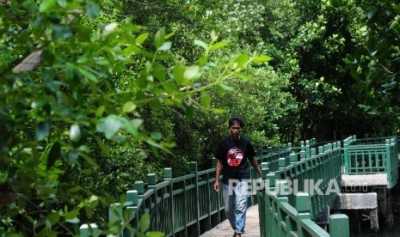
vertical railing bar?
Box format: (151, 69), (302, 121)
(206, 172), (212, 230)
(183, 177), (188, 237)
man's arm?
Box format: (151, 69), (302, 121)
(213, 160), (223, 192)
(247, 141), (261, 177)
(251, 159), (262, 177)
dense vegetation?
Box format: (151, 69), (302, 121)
(0, 0), (399, 236)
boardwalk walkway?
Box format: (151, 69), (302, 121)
(200, 205), (260, 237)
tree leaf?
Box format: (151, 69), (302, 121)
(196, 55), (208, 66)
(219, 83), (234, 91)
(139, 213), (150, 232)
(77, 65), (98, 82)
(146, 232), (165, 237)
(200, 93), (211, 107)
(96, 115), (124, 139)
(69, 124), (81, 142)
(234, 54), (250, 69)
(252, 55), (272, 64)
(153, 63), (166, 81)
(47, 212), (60, 225)
(36, 122), (50, 141)
(173, 64), (186, 85)
(96, 106), (105, 117)
(209, 40), (229, 51)
(154, 28), (166, 49)
(65, 217), (80, 224)
(12, 50), (43, 73)
(123, 119), (143, 135)
(158, 42), (172, 51)
(184, 66), (201, 80)
(86, 1), (100, 18)
(103, 22), (118, 36)
(122, 102), (136, 113)
(194, 39), (208, 49)
(39, 0), (57, 13)
(151, 132), (162, 141)
(57, 0), (67, 7)
(52, 24), (73, 40)
(136, 33), (149, 45)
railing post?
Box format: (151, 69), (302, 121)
(276, 180), (290, 237)
(392, 138), (399, 186)
(278, 157), (286, 171)
(318, 146), (324, 155)
(300, 150), (305, 160)
(133, 180), (145, 232)
(295, 193), (312, 237)
(385, 139), (393, 187)
(265, 172), (277, 237)
(147, 173), (157, 232)
(147, 173), (157, 187)
(164, 168), (175, 237)
(262, 162), (269, 177)
(206, 159), (215, 230)
(259, 162), (269, 237)
(80, 223), (100, 237)
(190, 161), (201, 236)
(134, 181), (145, 195)
(289, 152), (297, 164)
(343, 140), (349, 174)
(125, 190), (138, 237)
(164, 167), (172, 180)
(182, 170), (188, 237)
(311, 148), (316, 157)
(329, 214), (349, 237)
(295, 192), (311, 218)
(127, 190), (138, 206)
(324, 144), (329, 153)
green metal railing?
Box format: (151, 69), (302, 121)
(255, 139), (319, 172)
(257, 191), (349, 237)
(79, 135), (400, 237)
(77, 143), (306, 236)
(102, 162), (225, 237)
(343, 135), (398, 188)
(249, 139), (318, 205)
(256, 141), (347, 237)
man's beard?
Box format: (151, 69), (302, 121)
(232, 134), (240, 140)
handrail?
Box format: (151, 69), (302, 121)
(77, 140), (314, 236)
(256, 141), (349, 237)
(343, 136), (398, 188)
(79, 136), (400, 237)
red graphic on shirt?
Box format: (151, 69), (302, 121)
(226, 147), (244, 167)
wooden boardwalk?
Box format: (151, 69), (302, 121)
(200, 205), (260, 237)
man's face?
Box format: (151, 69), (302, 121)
(229, 121), (241, 140)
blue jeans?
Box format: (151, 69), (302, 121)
(223, 180), (249, 234)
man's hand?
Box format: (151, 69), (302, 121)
(214, 160), (222, 192)
(213, 180), (220, 192)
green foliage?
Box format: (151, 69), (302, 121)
(1, 0), (283, 235)
(4, 0), (398, 235)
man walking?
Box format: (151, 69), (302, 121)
(213, 117), (262, 237)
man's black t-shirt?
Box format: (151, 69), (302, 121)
(215, 136), (256, 184)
